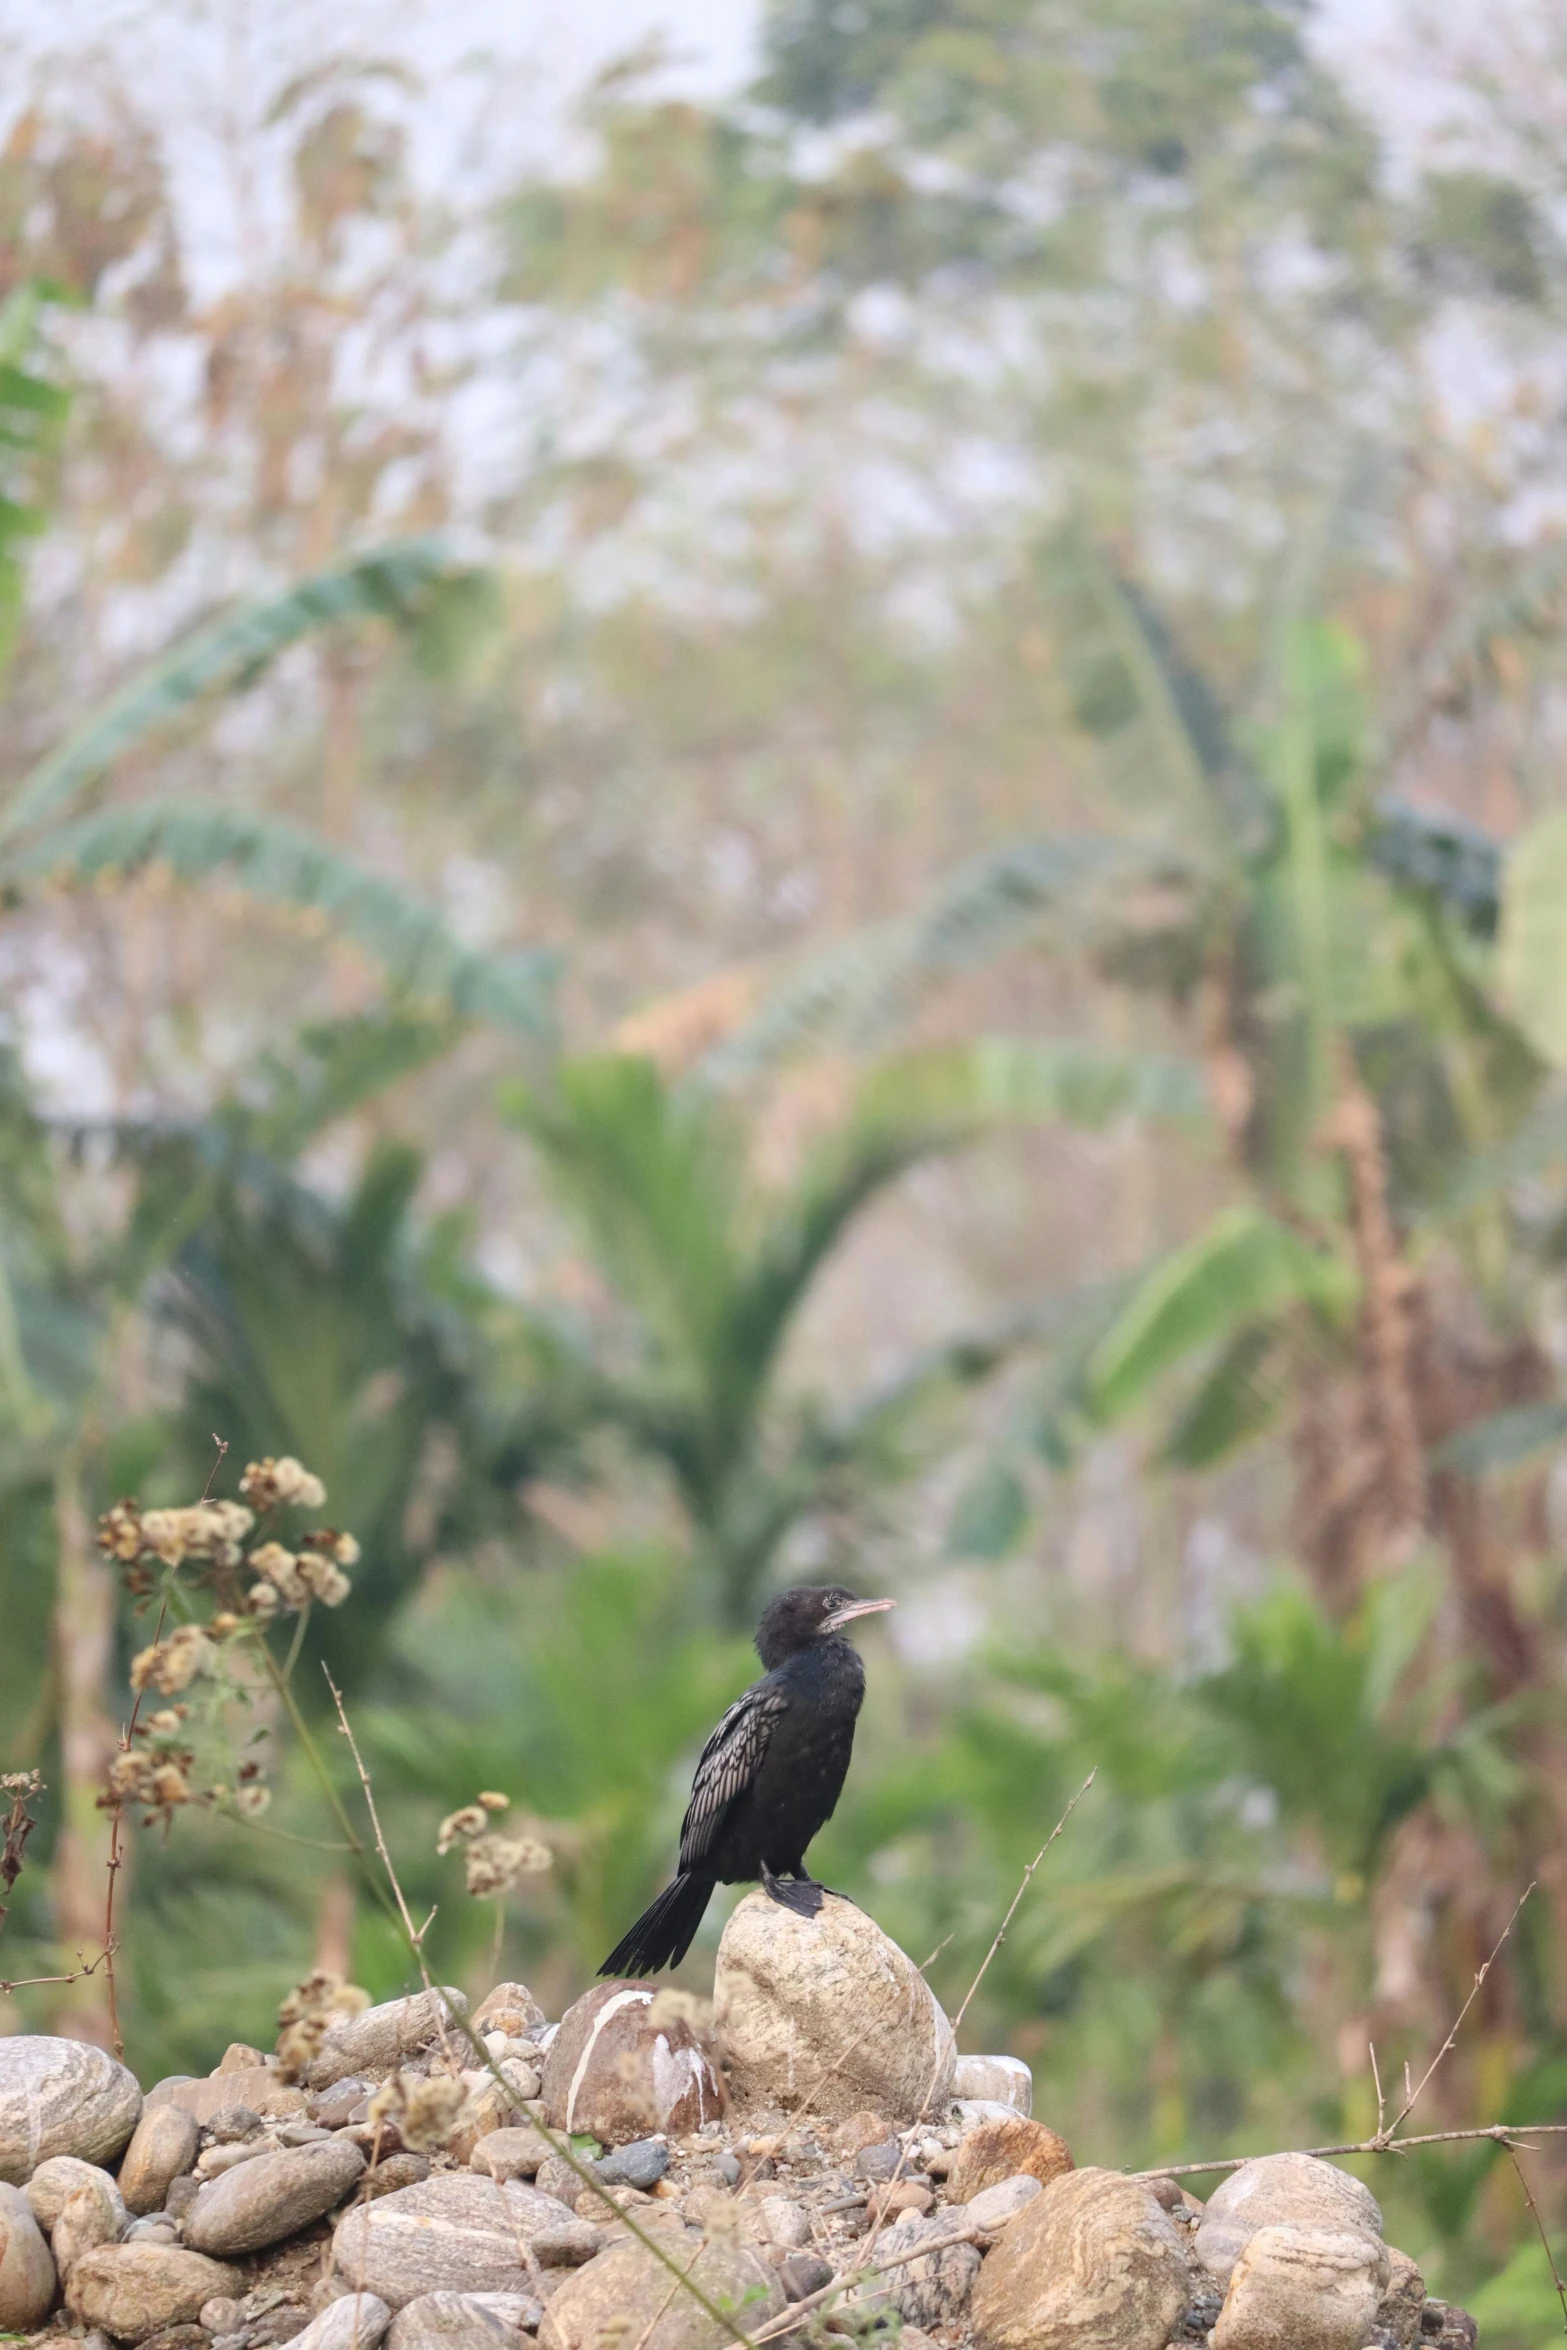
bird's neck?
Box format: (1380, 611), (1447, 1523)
(778, 1634), (865, 1702)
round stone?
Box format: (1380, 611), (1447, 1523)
(331, 2174), (599, 2308)
(119, 2105), (201, 2217)
(1195, 2155), (1382, 2290)
(184, 2139), (367, 2256)
(971, 2167), (1190, 2350)
(66, 2243), (240, 2342)
(0, 2037), (142, 2184)
(0, 2180), (57, 2330)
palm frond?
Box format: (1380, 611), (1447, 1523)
(1161, 1319), (1292, 1469)
(705, 833), (1168, 1078)
(1430, 1399), (1567, 1477)
(1428, 1090), (1567, 1220)
(857, 1036), (1210, 1134)
(1087, 1207), (1352, 1424)
(5, 800), (557, 1035)
(0, 281), (70, 678)
(1369, 796), (1500, 937)
(0, 538), (480, 845)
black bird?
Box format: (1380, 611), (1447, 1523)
(599, 1584), (894, 1977)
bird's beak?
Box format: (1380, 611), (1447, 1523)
(822, 1596), (895, 1634)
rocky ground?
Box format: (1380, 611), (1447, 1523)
(0, 1891), (1480, 2349)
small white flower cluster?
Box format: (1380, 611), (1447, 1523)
(139, 1501), (255, 1568)
(246, 1529), (361, 1616)
(129, 1623), (218, 1695)
(240, 1455), (328, 1512)
(436, 1791), (552, 1898)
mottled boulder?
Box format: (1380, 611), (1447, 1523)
(952, 2055), (1032, 2114)
(119, 2105), (201, 2216)
(0, 2037), (142, 2183)
(23, 2156), (126, 2237)
(972, 2166), (1191, 2350)
(1195, 2155), (1382, 2289)
(948, 2115), (1074, 2201)
(713, 1890), (954, 2124)
(536, 2232), (782, 2350)
(540, 1983), (722, 2145)
(470, 1985), (547, 2042)
(387, 2291), (543, 2350)
(874, 2210), (983, 2332)
(185, 2138), (367, 2256)
(0, 2181), (56, 2330)
(331, 2174), (598, 2308)
(306, 1991), (469, 2091)
(66, 2243), (239, 2342)
(1213, 2225), (1389, 2350)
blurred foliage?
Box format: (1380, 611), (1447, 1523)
(3, 5), (1567, 2341)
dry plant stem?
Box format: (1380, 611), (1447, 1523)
(1505, 2145), (1567, 2338)
(323, 1667), (434, 1991)
(856, 1769), (1097, 2283)
(1380, 1881), (1533, 2143)
(1, 1946), (114, 1995)
(1145, 2120), (1567, 2180)
(255, 1640), (403, 1941)
(311, 1679), (759, 2350)
(100, 1591), (170, 2056)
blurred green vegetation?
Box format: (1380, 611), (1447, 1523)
(4, 2), (1567, 2339)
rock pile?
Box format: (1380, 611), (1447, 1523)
(0, 1897), (1480, 2350)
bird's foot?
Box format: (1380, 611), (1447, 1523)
(762, 1862), (824, 1919)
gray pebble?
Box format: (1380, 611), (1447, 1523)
(780, 2251), (833, 2302)
(852, 2140), (901, 2182)
(713, 2151), (741, 2187)
(593, 2138), (669, 2191)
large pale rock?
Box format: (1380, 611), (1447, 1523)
(470, 1985), (546, 2042)
(0, 2037), (142, 2183)
(0, 2181), (56, 2329)
(972, 2166), (1191, 2350)
(1195, 2155), (1382, 2289)
(66, 2243), (239, 2341)
(23, 2155), (126, 2237)
(306, 1992), (469, 2091)
(948, 2115), (1074, 2200)
(286, 2292), (391, 2350)
(963, 2174), (1042, 2233)
(713, 1890), (955, 2124)
(120, 2104), (201, 2217)
(1213, 2225), (1389, 2350)
(146, 2070), (306, 2127)
(537, 2232), (783, 2350)
(873, 2210), (982, 2332)
(952, 2055), (1032, 2114)
(185, 2138), (367, 2255)
(540, 1983), (722, 2144)
(387, 2291), (543, 2350)
(331, 2174), (598, 2308)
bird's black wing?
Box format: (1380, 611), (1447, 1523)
(678, 1682), (789, 1871)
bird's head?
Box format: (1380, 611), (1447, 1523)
(754, 1584), (894, 1668)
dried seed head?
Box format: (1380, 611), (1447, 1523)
(234, 1783), (271, 1816)
(463, 1832), (552, 1898)
(436, 1805), (487, 1854)
(477, 1791), (510, 1811)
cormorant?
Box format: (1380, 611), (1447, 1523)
(598, 1583), (893, 1977)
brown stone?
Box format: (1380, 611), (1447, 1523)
(971, 2166), (1190, 2350)
(185, 2139), (367, 2256)
(66, 2243), (240, 2342)
(714, 1891), (955, 2125)
(536, 2232), (782, 2350)
(119, 2105), (201, 2216)
(145, 2072), (306, 2128)
(470, 2126), (550, 2182)
(23, 2155), (126, 2236)
(471, 1985), (547, 2041)
(305, 1992), (469, 2092)
(0, 2182), (56, 2330)
(540, 1983), (722, 2145)
(948, 2116), (1074, 2200)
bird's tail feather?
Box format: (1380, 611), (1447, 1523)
(599, 1873), (714, 1977)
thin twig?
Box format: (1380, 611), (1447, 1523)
(1369, 2039), (1386, 2142)
(2, 1945), (115, 1995)
(198, 1435), (231, 1503)
(102, 1591), (170, 2056)
(1142, 2121), (1567, 2180)
(324, 1667), (433, 1992)
(1379, 1883), (1534, 2143)
(1506, 2144), (1567, 2339)
(855, 1771), (1097, 2286)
